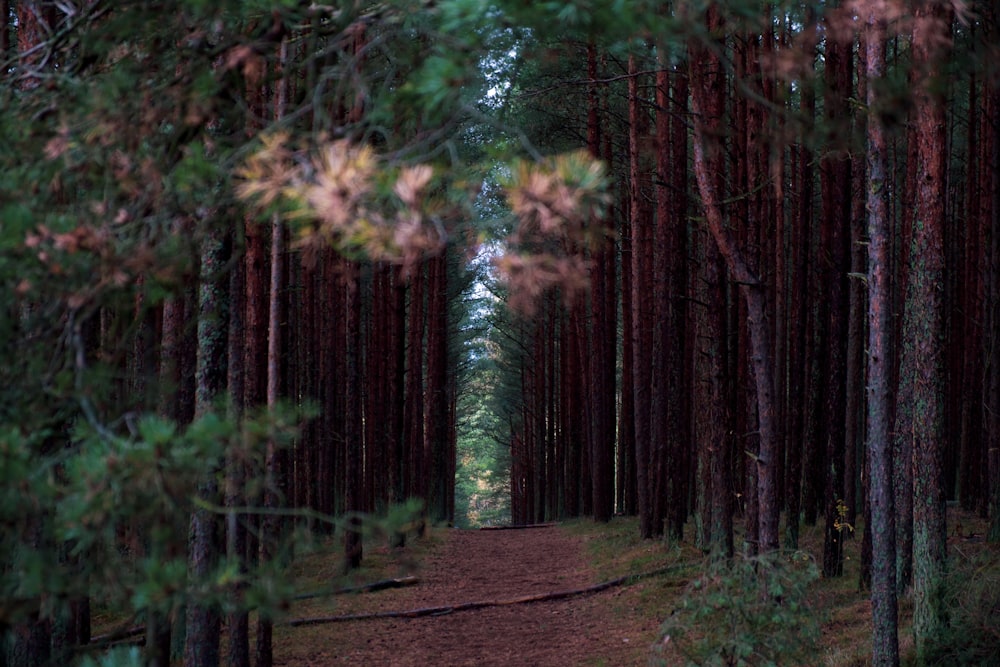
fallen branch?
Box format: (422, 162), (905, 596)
(478, 522), (558, 531)
(294, 576), (419, 601)
(85, 576), (420, 647)
(285, 563), (686, 627)
(88, 623), (144, 647)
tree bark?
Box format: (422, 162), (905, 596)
(908, 3), (952, 661)
(987, 62), (1000, 544)
(784, 11), (817, 548)
(424, 252), (452, 524)
(404, 264), (425, 519)
(254, 37), (290, 666)
(689, 6), (779, 553)
(344, 261), (365, 569)
(587, 44), (615, 523)
(254, 210), (284, 667)
(628, 52), (655, 539)
(225, 226), (250, 667)
(820, 26), (853, 578)
(864, 7), (900, 664)
(183, 222), (227, 667)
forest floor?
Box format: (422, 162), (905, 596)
(274, 523), (658, 666)
(272, 508), (996, 666)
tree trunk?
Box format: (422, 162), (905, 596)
(671, 66), (692, 539)
(820, 27), (853, 578)
(344, 261), (365, 568)
(183, 222), (227, 667)
(617, 216), (636, 514)
(587, 45), (615, 523)
(864, 7), (900, 664)
(225, 225), (250, 667)
(987, 68), (1000, 544)
(694, 221), (733, 558)
(654, 57), (688, 541)
(254, 210), (284, 667)
(628, 52), (655, 539)
(254, 38), (290, 666)
(425, 252), (452, 524)
(908, 3), (952, 661)
(845, 36), (869, 532)
(785, 12), (817, 547)
(689, 6), (779, 553)
(0, 1), (10, 62)
(404, 264), (425, 520)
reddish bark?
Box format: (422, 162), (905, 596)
(344, 262), (364, 570)
(986, 25), (1000, 543)
(424, 252), (452, 525)
(820, 28), (854, 578)
(690, 6), (779, 552)
(784, 13), (817, 548)
(587, 44), (615, 523)
(908, 2), (952, 658)
(628, 53), (655, 539)
(403, 263), (426, 510)
(864, 7), (900, 663)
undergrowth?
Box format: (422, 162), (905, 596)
(222, 510), (1000, 665)
(564, 509), (999, 666)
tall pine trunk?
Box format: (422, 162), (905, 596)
(690, 4), (779, 553)
(628, 52), (654, 539)
(183, 222), (227, 667)
(225, 227), (250, 667)
(820, 27), (853, 578)
(908, 2), (952, 661)
(864, 6), (900, 663)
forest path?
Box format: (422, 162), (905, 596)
(275, 525), (657, 666)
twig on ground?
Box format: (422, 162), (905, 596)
(285, 563), (687, 627)
(293, 575), (419, 600)
(478, 522), (558, 531)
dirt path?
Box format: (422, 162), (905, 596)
(276, 525), (657, 666)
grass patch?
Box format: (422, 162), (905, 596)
(562, 508), (998, 666)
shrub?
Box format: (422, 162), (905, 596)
(653, 550), (821, 667)
(925, 548), (1000, 665)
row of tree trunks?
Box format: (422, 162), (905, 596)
(689, 5), (780, 554)
(628, 51), (655, 539)
(587, 43), (616, 524)
(819, 23), (853, 578)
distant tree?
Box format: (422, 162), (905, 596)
(819, 18), (853, 578)
(986, 5), (1000, 545)
(587, 44), (616, 524)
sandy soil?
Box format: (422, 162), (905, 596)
(274, 525), (657, 666)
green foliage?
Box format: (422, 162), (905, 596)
(654, 551), (821, 667)
(77, 647), (143, 667)
(0, 404), (293, 626)
(923, 550), (1000, 665)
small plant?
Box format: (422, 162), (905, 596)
(924, 549), (1000, 665)
(833, 499), (853, 536)
(653, 550), (821, 667)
